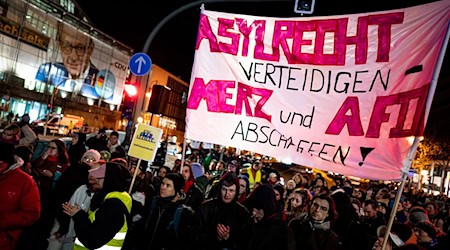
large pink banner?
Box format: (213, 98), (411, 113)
(186, 1), (450, 180)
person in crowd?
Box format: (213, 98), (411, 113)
(332, 189), (369, 250)
(0, 142), (41, 250)
(99, 150), (111, 162)
(247, 160), (263, 190)
(1, 124), (29, 146)
(312, 176), (326, 188)
(414, 221), (441, 249)
(47, 149), (105, 248)
(285, 179), (297, 198)
(130, 172), (193, 250)
(15, 145), (39, 183)
(363, 199), (387, 247)
(32, 139), (70, 193)
(291, 172), (303, 188)
(241, 183), (289, 249)
(157, 165), (170, 179)
(181, 163), (204, 212)
(288, 194), (341, 250)
(68, 132), (87, 168)
(85, 128), (107, 152)
(16, 113), (37, 146)
(47, 158), (101, 250)
(206, 160), (241, 199)
(376, 188), (391, 207)
(273, 183), (286, 218)
(192, 162), (210, 193)
(366, 186), (375, 201)
(238, 174), (251, 204)
(353, 188), (367, 204)
(35, 23), (98, 94)
(62, 162), (132, 249)
(192, 172), (250, 250)
(107, 131), (126, 159)
(226, 160), (240, 174)
(396, 201), (408, 224)
(407, 206), (430, 228)
(268, 172), (279, 185)
(351, 195), (362, 212)
(285, 188), (312, 222)
(425, 202), (445, 233)
(373, 223), (418, 250)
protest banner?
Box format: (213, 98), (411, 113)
(185, 1), (450, 181)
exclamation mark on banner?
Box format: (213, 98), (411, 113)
(359, 147), (375, 166)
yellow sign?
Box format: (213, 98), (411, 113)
(128, 123), (162, 161)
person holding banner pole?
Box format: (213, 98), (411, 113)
(381, 21), (450, 250)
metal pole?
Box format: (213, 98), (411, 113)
(180, 136), (188, 174)
(382, 22), (450, 250)
(380, 172), (408, 249)
(142, 0), (290, 53)
(129, 158), (142, 194)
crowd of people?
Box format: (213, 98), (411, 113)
(1, 115), (450, 250)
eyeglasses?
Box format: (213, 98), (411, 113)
(60, 42), (90, 56)
(47, 146), (58, 150)
(82, 157), (96, 163)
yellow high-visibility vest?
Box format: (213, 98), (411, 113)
(248, 169), (261, 190)
(73, 191), (132, 250)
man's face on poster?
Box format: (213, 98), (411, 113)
(59, 27), (94, 79)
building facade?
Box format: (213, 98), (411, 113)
(0, 0), (133, 131)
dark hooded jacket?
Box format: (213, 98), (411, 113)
(242, 184), (289, 250)
(71, 162), (132, 249)
(191, 172), (250, 250)
(68, 132), (86, 168)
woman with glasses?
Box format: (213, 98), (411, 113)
(47, 149), (105, 250)
(31, 139), (70, 249)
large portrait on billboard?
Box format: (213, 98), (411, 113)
(34, 23), (127, 104)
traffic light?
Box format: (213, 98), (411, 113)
(294, 0), (315, 14)
(124, 84), (137, 97)
(121, 83), (138, 120)
(47, 103), (52, 110)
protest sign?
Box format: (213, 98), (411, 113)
(185, 1), (450, 180)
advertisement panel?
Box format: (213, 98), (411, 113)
(186, 1), (450, 180)
(0, 3), (130, 106)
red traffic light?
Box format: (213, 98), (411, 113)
(124, 84), (137, 97)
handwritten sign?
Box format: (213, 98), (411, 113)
(185, 1), (450, 180)
(128, 123), (162, 162)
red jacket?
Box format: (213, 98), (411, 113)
(0, 158), (41, 250)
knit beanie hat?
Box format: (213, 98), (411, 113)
(191, 162), (204, 179)
(408, 207), (429, 225)
(414, 221), (438, 239)
(165, 173), (185, 195)
(0, 141), (15, 165)
(82, 149), (104, 164)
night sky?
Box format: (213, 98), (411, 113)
(76, 0), (449, 138)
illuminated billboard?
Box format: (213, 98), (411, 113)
(0, 2), (130, 106)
